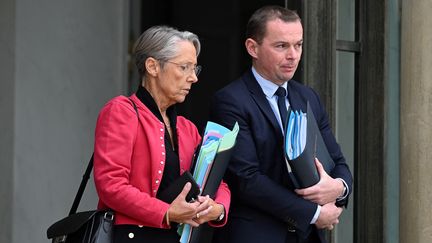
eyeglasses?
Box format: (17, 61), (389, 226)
(165, 61), (202, 76)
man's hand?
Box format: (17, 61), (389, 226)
(315, 202), (343, 230)
(295, 158), (345, 205)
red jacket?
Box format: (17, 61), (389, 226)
(94, 94), (230, 228)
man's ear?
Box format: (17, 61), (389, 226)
(145, 57), (159, 77)
(245, 38), (259, 59)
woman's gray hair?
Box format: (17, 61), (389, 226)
(133, 25), (201, 78)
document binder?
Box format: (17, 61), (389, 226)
(179, 121), (239, 243)
(190, 121), (239, 198)
(284, 102), (335, 189)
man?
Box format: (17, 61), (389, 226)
(210, 5), (353, 243)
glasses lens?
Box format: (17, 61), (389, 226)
(195, 65), (202, 76)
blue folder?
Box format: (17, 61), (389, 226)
(284, 102), (335, 188)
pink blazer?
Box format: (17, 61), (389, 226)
(93, 94), (230, 228)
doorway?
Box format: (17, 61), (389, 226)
(129, 0), (286, 131)
(128, 1), (360, 243)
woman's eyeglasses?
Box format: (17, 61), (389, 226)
(165, 61), (202, 76)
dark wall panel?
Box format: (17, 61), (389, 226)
(139, 0), (285, 132)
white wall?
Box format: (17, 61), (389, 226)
(0, 1), (129, 242)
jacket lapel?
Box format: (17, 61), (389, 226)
(241, 71), (283, 136)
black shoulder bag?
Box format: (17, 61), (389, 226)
(47, 98), (139, 243)
(46, 155), (114, 243)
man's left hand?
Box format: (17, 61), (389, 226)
(295, 158), (345, 205)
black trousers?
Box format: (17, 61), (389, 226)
(113, 225), (180, 243)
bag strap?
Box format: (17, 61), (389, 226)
(68, 97), (139, 215)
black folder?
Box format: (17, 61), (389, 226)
(284, 102), (335, 189)
(190, 121), (239, 199)
(157, 171), (200, 203)
(200, 148), (234, 197)
(187, 122), (239, 243)
(187, 146), (236, 243)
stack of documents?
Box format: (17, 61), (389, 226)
(179, 121), (239, 243)
(285, 110), (307, 160)
(284, 102), (335, 189)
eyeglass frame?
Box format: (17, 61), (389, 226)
(163, 60), (202, 76)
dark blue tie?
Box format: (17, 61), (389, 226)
(275, 87), (288, 129)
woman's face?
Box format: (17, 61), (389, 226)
(157, 41), (199, 106)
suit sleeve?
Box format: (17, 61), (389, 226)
(209, 90), (318, 233)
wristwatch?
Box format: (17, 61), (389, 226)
(216, 206), (225, 222)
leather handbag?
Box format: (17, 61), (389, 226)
(47, 97), (141, 243)
(46, 155), (114, 243)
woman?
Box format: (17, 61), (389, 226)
(93, 25), (230, 242)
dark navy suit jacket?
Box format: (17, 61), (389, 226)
(209, 70), (353, 243)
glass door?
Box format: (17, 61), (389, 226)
(335, 0), (358, 242)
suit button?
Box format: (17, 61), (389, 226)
(128, 233), (134, 238)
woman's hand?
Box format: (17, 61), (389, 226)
(166, 183), (225, 227)
(192, 195), (225, 225)
(166, 182), (202, 227)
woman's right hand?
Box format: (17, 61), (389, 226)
(166, 182), (210, 227)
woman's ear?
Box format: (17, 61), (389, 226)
(245, 38), (258, 59)
(145, 57), (159, 77)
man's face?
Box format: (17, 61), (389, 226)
(252, 19), (303, 85)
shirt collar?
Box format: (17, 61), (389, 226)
(251, 67), (288, 98)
